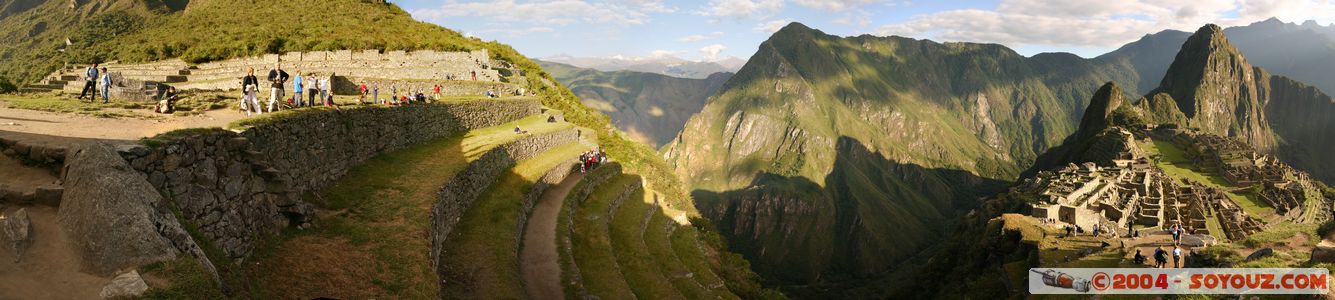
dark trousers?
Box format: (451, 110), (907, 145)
(79, 80), (96, 99)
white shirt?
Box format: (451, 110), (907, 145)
(319, 79), (329, 90)
(1173, 248), (1182, 256)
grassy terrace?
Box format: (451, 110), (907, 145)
(643, 213), (718, 299)
(439, 141), (590, 299)
(1144, 139), (1274, 218)
(670, 224), (735, 297)
(244, 111), (573, 298)
(609, 190), (687, 299)
(570, 174), (640, 299)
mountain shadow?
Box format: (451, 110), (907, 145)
(691, 136), (1007, 287)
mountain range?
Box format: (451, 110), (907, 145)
(663, 19), (1335, 294)
(542, 54), (745, 79)
(538, 60), (732, 147)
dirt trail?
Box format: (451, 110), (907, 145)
(0, 205), (107, 299)
(0, 106), (244, 141)
(521, 172), (585, 299)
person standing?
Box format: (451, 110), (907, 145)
(307, 73), (319, 107)
(433, 84), (441, 102)
(77, 63), (99, 101)
(1172, 246), (1183, 268)
(99, 67), (111, 104)
(372, 82), (379, 104)
(319, 76), (330, 106)
(358, 82), (367, 104)
(267, 63), (289, 112)
(241, 68), (261, 116)
(293, 71), (304, 107)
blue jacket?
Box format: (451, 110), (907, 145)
(293, 75), (303, 90)
(101, 73), (111, 85)
(86, 67), (98, 79)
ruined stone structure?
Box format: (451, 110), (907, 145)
(1027, 158), (1267, 241)
(115, 100), (542, 259)
(27, 49), (527, 100)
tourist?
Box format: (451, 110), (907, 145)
(1153, 247), (1167, 268)
(1172, 246), (1182, 268)
(485, 89), (495, 98)
(471, 70), (477, 81)
(267, 63), (289, 112)
(433, 84), (441, 101)
(319, 76), (330, 106)
(1171, 223), (1181, 245)
(1133, 249), (1146, 266)
(156, 86), (178, 114)
(1093, 223), (1100, 237)
(307, 73), (319, 107)
(293, 71), (304, 107)
(358, 82), (367, 104)
(77, 63), (99, 101)
(241, 68), (261, 116)
(391, 83), (398, 104)
(99, 67), (111, 104)
(372, 82), (379, 104)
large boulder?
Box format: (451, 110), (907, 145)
(99, 270), (150, 299)
(58, 142), (179, 276)
(1311, 241), (1335, 263)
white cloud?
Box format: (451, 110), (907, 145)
(696, 0), (784, 18)
(615, 0), (678, 13)
(648, 50), (686, 59)
(793, 0), (881, 11)
(676, 31), (725, 42)
(699, 44), (728, 61)
(873, 0), (1335, 50)
(411, 0), (651, 26)
(478, 26), (556, 37)
(754, 19), (792, 33)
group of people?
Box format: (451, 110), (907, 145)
(356, 82), (445, 106)
(579, 149), (607, 173)
(75, 63), (113, 103)
(1134, 246), (1186, 268)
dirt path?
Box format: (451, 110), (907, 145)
(0, 106), (244, 141)
(0, 205), (107, 299)
(521, 172), (585, 299)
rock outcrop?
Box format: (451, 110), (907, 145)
(2, 207), (32, 262)
(99, 270), (150, 299)
(1144, 24), (1275, 151)
(58, 142), (180, 276)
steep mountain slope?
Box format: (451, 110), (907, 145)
(664, 22), (1144, 284)
(911, 24), (1335, 299)
(1142, 24), (1275, 150)
(1099, 18), (1335, 106)
(539, 60), (732, 147)
(1132, 24), (1335, 183)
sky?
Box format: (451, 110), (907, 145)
(399, 0), (1335, 63)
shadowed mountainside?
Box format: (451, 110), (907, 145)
(539, 60), (732, 147)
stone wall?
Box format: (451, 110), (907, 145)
(557, 163), (623, 297)
(514, 159), (579, 257)
(120, 99), (542, 259)
(430, 128), (579, 292)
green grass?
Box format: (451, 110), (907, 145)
(570, 174), (640, 299)
(242, 113), (573, 298)
(670, 225), (736, 297)
(608, 190), (687, 299)
(1239, 221), (1319, 249)
(440, 141), (589, 298)
(1146, 139), (1273, 217)
(643, 213), (718, 300)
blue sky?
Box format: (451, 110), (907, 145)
(400, 0), (1335, 62)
